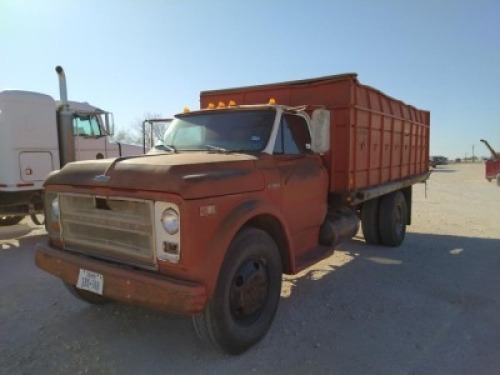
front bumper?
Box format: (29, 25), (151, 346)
(35, 243), (207, 315)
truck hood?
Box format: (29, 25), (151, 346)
(46, 153), (265, 199)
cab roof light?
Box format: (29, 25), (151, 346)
(269, 98), (276, 105)
(183, 106), (190, 113)
(228, 100), (236, 107)
(207, 102), (216, 109)
(218, 101), (226, 108)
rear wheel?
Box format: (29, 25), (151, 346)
(379, 191), (407, 247)
(64, 282), (110, 305)
(30, 212), (45, 226)
(0, 215), (25, 226)
(193, 227), (282, 355)
(361, 198), (381, 245)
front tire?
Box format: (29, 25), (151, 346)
(193, 227), (282, 355)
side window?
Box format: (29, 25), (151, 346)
(273, 114), (311, 155)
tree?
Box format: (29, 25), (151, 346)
(113, 128), (138, 145)
(113, 112), (168, 148)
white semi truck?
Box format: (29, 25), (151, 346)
(0, 66), (142, 226)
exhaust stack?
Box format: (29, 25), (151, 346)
(55, 65), (69, 108)
(54, 65), (75, 167)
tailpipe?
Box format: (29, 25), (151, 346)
(54, 65), (74, 167)
(55, 65), (68, 108)
(319, 207), (360, 248)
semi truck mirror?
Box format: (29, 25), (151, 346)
(104, 113), (115, 135)
(311, 109), (330, 154)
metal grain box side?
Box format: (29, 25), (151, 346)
(200, 74), (430, 194)
(346, 81), (430, 193)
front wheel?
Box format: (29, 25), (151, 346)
(193, 227), (282, 355)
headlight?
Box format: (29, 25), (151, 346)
(161, 208), (179, 235)
(51, 196), (60, 219)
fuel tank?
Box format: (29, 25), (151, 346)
(319, 207), (360, 248)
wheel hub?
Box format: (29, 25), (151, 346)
(229, 260), (269, 323)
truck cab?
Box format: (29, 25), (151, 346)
(36, 102), (335, 353)
(63, 100), (140, 161)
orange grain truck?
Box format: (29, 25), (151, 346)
(35, 74), (430, 354)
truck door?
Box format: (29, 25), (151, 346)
(272, 113), (328, 251)
(73, 114), (113, 160)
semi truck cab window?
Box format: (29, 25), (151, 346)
(274, 114), (311, 155)
(73, 115), (102, 137)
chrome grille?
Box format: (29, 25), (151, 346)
(59, 194), (156, 268)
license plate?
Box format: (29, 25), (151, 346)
(76, 269), (104, 295)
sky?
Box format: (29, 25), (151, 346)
(1, 0), (499, 159)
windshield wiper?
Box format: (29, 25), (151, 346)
(205, 144), (227, 153)
(151, 140), (177, 153)
(164, 144), (178, 153)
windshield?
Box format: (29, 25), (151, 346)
(163, 109), (275, 152)
(73, 114), (103, 137)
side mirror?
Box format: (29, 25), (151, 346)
(310, 109), (330, 154)
(104, 113), (115, 135)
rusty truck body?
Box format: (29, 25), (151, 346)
(35, 74), (430, 354)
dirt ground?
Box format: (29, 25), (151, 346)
(1, 163), (499, 375)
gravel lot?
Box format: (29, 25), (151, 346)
(1, 163), (499, 374)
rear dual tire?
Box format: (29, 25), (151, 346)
(361, 199), (381, 245)
(379, 191), (407, 247)
(30, 212), (45, 226)
(361, 191), (407, 247)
